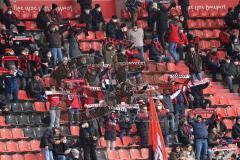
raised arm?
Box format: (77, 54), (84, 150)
(170, 89), (181, 99)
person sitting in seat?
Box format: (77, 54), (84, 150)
(3, 7), (19, 29)
(28, 72), (46, 101)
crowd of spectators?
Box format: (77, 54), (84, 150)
(0, 0), (240, 160)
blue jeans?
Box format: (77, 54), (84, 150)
(169, 42), (179, 63)
(136, 46), (144, 61)
(120, 128), (130, 143)
(191, 72), (202, 81)
(50, 107), (61, 128)
(68, 108), (79, 123)
(195, 139), (208, 160)
(41, 148), (54, 160)
(57, 155), (66, 160)
(51, 48), (63, 66)
(178, 44), (184, 60)
(225, 76), (233, 91)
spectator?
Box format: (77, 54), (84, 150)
(220, 57), (237, 92)
(79, 7), (93, 31)
(149, 35), (171, 63)
(42, 51), (54, 75)
(178, 27), (188, 60)
(31, 50), (43, 76)
(208, 127), (220, 148)
(125, 0), (142, 25)
(80, 120), (99, 160)
(234, 0), (240, 21)
(47, 25), (66, 66)
(28, 72), (46, 101)
(117, 23), (128, 40)
(4, 64), (22, 103)
(66, 91), (81, 125)
(102, 42), (116, 64)
(19, 48), (31, 89)
(170, 145), (182, 160)
(48, 86), (62, 128)
(104, 112), (116, 151)
(49, 4), (63, 25)
(3, 7), (19, 29)
(77, 0), (92, 14)
(92, 4), (105, 31)
(67, 29), (82, 59)
(106, 16), (120, 39)
(232, 117), (240, 140)
(156, 2), (176, 52)
(85, 66), (101, 86)
(119, 109), (132, 143)
(219, 29), (231, 48)
(225, 8), (237, 29)
(136, 106), (149, 148)
(156, 100), (170, 146)
(206, 47), (220, 81)
(40, 128), (59, 160)
(36, 5), (51, 29)
(181, 144), (195, 160)
(0, 0), (11, 22)
(147, 2), (158, 31)
(229, 34), (240, 59)
(53, 134), (68, 160)
(185, 45), (202, 81)
(188, 113), (216, 160)
(168, 20), (181, 64)
(127, 24), (144, 61)
(178, 118), (193, 145)
(178, 0), (190, 29)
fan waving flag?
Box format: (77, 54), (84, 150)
(148, 97), (167, 160)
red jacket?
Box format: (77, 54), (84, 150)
(168, 24), (181, 43)
(219, 31), (230, 46)
(70, 95), (82, 110)
(178, 32), (188, 45)
(48, 95), (61, 107)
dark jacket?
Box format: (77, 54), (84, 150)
(185, 52), (202, 73)
(53, 142), (68, 156)
(208, 132), (219, 147)
(189, 81), (209, 107)
(234, 4), (240, 19)
(47, 26), (67, 48)
(170, 152), (181, 160)
(92, 9), (104, 25)
(178, 123), (192, 145)
(29, 79), (45, 98)
(106, 21), (119, 39)
(0, 0), (11, 10)
(188, 114), (215, 139)
(149, 41), (163, 60)
(178, 0), (190, 6)
(119, 112), (132, 129)
(80, 122), (99, 146)
(208, 121), (227, 134)
(49, 10), (63, 25)
(40, 128), (55, 150)
(68, 32), (81, 58)
(78, 0), (92, 8)
(232, 117), (240, 139)
(221, 62), (237, 77)
(79, 12), (93, 30)
(36, 10), (50, 29)
(136, 112), (149, 147)
(224, 11), (236, 27)
(125, 0), (142, 12)
(3, 12), (19, 29)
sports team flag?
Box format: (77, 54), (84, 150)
(148, 97), (168, 160)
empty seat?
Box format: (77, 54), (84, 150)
(130, 149), (143, 159)
(10, 102), (23, 112)
(210, 40), (220, 48)
(12, 154), (24, 160)
(136, 20), (148, 29)
(5, 115), (17, 125)
(86, 31), (95, 40)
(29, 114), (42, 125)
(30, 140), (40, 151)
(24, 154), (35, 160)
(122, 136), (133, 146)
(119, 149), (131, 160)
(22, 101), (34, 112)
(223, 119), (233, 130)
(193, 30), (204, 38)
(203, 30), (213, 38)
(0, 128), (13, 139)
(80, 42), (91, 52)
(198, 9), (208, 17)
(6, 141), (19, 152)
(34, 102), (47, 112)
(35, 127), (47, 138)
(77, 32), (85, 41)
(107, 150), (120, 160)
(95, 31), (105, 40)
(225, 107), (237, 117)
(18, 90), (29, 100)
(18, 140), (31, 152)
(20, 11), (31, 19)
(215, 108), (227, 118)
(205, 19), (216, 28)
(217, 51), (226, 60)
(0, 155), (11, 160)
(200, 40), (210, 49)
(23, 127), (36, 138)
(141, 148), (149, 159)
(17, 115), (30, 125)
(196, 19), (206, 28)
(215, 19), (225, 28)
(96, 150), (107, 160)
(0, 141), (6, 152)
(121, 9), (130, 19)
(12, 128), (25, 139)
(189, 9), (199, 17)
(35, 153), (45, 160)
(99, 137), (106, 148)
(208, 9), (219, 17)
(212, 29), (221, 38)
(70, 126), (80, 136)
(91, 42), (102, 51)
(0, 116), (7, 126)
(187, 19), (196, 28)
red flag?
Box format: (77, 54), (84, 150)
(148, 97), (168, 160)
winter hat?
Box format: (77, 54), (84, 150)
(52, 4), (58, 10)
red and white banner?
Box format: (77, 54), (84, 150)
(189, 0), (238, 10)
(148, 97), (167, 160)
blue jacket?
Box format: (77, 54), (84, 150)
(4, 70), (22, 92)
(188, 114), (215, 139)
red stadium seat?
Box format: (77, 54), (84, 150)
(86, 31), (96, 40)
(119, 149), (131, 160)
(187, 20), (196, 28)
(215, 108), (227, 118)
(219, 96), (230, 105)
(107, 150), (120, 160)
(141, 148), (149, 159)
(12, 128), (24, 139)
(212, 29), (221, 38)
(205, 19), (216, 28)
(30, 140), (40, 151)
(12, 154), (24, 160)
(70, 126), (80, 136)
(62, 10), (74, 19)
(6, 141), (19, 152)
(203, 30), (213, 38)
(18, 140), (31, 152)
(193, 30), (204, 38)
(225, 107), (237, 118)
(196, 19), (206, 29)
(130, 149), (143, 159)
(0, 155), (11, 160)
(0, 128), (13, 140)
(0, 116), (8, 126)
(31, 10), (38, 19)
(223, 119), (233, 130)
(24, 154), (35, 160)
(122, 136), (133, 146)
(80, 42), (91, 52)
(188, 9), (199, 18)
(210, 40), (220, 48)
(18, 90), (29, 100)
(34, 102), (47, 112)
(77, 32), (86, 41)
(0, 142), (6, 152)
(95, 31), (105, 40)
(99, 137), (106, 148)
(208, 9), (219, 17)
(167, 63), (176, 72)
(198, 9), (208, 17)
(139, 8), (148, 18)
(121, 9), (130, 19)
(25, 21), (38, 30)
(20, 11), (31, 19)
(35, 153), (45, 160)
(137, 20), (148, 29)
(200, 40), (210, 49)
(218, 8), (228, 17)
(91, 42), (102, 51)
(115, 137), (123, 147)
(215, 19), (225, 28)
